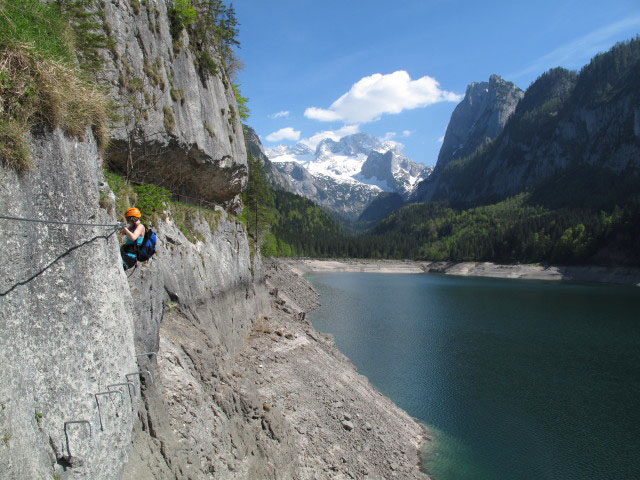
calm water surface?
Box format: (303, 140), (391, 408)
(305, 273), (640, 480)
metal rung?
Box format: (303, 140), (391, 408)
(107, 382), (136, 411)
(135, 352), (157, 360)
(126, 369), (153, 385)
(94, 390), (123, 431)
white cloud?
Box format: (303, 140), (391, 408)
(300, 125), (360, 150)
(437, 136), (445, 143)
(304, 71), (462, 124)
(269, 110), (290, 119)
(402, 130), (413, 137)
(304, 108), (342, 122)
(265, 127), (301, 142)
(510, 16), (640, 80)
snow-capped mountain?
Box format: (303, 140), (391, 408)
(265, 133), (432, 220)
(359, 146), (433, 194)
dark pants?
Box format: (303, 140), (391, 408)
(121, 245), (137, 270)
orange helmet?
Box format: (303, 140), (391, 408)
(125, 207), (141, 218)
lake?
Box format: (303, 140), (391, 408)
(305, 272), (640, 480)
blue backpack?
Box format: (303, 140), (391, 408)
(137, 228), (157, 262)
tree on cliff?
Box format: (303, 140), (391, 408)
(243, 154), (274, 251)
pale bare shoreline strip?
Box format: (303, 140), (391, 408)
(284, 259), (640, 286)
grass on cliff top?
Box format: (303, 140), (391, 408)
(0, 0), (108, 171)
(104, 170), (222, 243)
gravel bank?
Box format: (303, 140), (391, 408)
(235, 260), (431, 479)
(284, 259), (640, 286)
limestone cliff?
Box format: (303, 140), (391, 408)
(0, 129), (139, 479)
(412, 74), (523, 202)
(436, 74), (524, 170)
(100, 0), (247, 212)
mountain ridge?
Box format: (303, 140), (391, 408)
(262, 133), (431, 220)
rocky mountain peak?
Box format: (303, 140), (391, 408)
(437, 74), (524, 169)
(316, 133), (382, 158)
(360, 149), (432, 198)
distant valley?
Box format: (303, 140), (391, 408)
(246, 37), (640, 267)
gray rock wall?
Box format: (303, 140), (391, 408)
(0, 129), (139, 479)
(436, 74), (524, 169)
(100, 0), (247, 211)
(120, 214), (299, 479)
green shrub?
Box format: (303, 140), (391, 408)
(203, 121), (215, 138)
(196, 50), (218, 77)
(170, 87), (183, 102)
(133, 183), (171, 221)
(261, 233), (278, 257)
(104, 170), (136, 217)
(169, 0), (196, 40)
(232, 83), (249, 121)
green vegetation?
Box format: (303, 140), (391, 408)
(170, 201), (221, 243)
(232, 83), (249, 120)
(170, 87), (184, 103)
(105, 171), (169, 222)
(132, 183), (171, 220)
(104, 170), (136, 218)
(168, 0), (197, 40)
(105, 170), (221, 243)
(270, 190), (346, 257)
(242, 154), (275, 253)
(0, 0), (108, 170)
(169, 0), (241, 79)
(203, 121), (215, 138)
(256, 176), (640, 266)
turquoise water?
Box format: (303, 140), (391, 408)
(305, 273), (640, 480)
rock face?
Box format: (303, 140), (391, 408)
(0, 129), (139, 479)
(243, 124), (294, 191)
(413, 74), (523, 202)
(437, 74), (524, 169)
(121, 213), (304, 479)
(360, 148), (433, 196)
(0, 3), (436, 479)
(100, 0), (247, 212)
(269, 161), (384, 220)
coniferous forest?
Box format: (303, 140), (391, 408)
(242, 37), (640, 268)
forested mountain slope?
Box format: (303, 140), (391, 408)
(415, 37), (640, 208)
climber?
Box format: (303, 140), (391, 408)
(120, 207), (146, 270)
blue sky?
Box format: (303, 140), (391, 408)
(234, 0), (640, 166)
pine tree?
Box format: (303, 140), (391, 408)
(243, 154), (274, 250)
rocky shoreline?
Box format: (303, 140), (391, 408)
(253, 260), (431, 479)
(284, 258), (640, 286)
